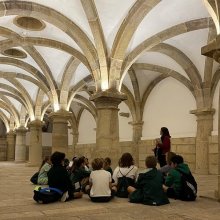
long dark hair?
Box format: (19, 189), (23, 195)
(161, 127), (171, 142)
(70, 156), (85, 173)
(39, 155), (50, 171)
(119, 153), (134, 168)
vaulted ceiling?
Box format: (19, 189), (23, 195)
(0, 0), (219, 131)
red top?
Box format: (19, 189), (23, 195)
(157, 136), (170, 154)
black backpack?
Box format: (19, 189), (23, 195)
(176, 169), (197, 201)
(30, 172), (39, 184)
(33, 187), (63, 204)
(116, 167), (135, 198)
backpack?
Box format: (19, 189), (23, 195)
(116, 167), (135, 198)
(30, 172), (39, 184)
(176, 169), (197, 201)
(33, 187), (63, 204)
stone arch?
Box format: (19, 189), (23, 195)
(0, 1), (100, 84)
(35, 89), (46, 120)
(0, 91), (28, 111)
(74, 94), (97, 119)
(203, 0), (220, 34)
(0, 110), (9, 132)
(6, 77), (34, 120)
(134, 64), (195, 119)
(121, 85), (136, 121)
(211, 68), (220, 101)
(0, 57), (49, 87)
(23, 45), (59, 107)
(0, 100), (20, 127)
(120, 17), (212, 89)
(111, 0), (160, 60)
(19, 105), (27, 127)
(109, 0), (161, 88)
(67, 75), (94, 109)
(150, 43), (202, 90)
(60, 57), (81, 110)
(0, 36), (91, 71)
(0, 71), (51, 99)
(81, 0), (108, 83)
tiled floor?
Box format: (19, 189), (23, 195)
(0, 162), (219, 220)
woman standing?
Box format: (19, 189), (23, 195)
(155, 127), (171, 167)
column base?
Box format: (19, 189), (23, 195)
(14, 160), (26, 163)
(26, 162), (40, 167)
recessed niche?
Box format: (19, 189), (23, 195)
(14, 16), (45, 31)
(2, 48), (27, 59)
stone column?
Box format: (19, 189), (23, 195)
(90, 90), (126, 166)
(72, 131), (79, 155)
(6, 130), (15, 161)
(202, 35), (220, 200)
(129, 121), (144, 165)
(15, 126), (27, 162)
(190, 108), (215, 174)
(28, 120), (43, 167)
(49, 110), (72, 155)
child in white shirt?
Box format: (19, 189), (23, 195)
(86, 158), (116, 202)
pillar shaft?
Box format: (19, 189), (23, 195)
(15, 127), (27, 162)
(6, 131), (15, 161)
(129, 121), (143, 165)
(191, 108), (215, 174)
(218, 87), (220, 201)
(202, 34), (220, 200)
(72, 132), (79, 155)
(49, 110), (72, 155)
(28, 120), (43, 166)
(90, 90), (126, 166)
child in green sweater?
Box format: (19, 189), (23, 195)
(128, 156), (169, 206)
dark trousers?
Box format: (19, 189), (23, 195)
(158, 154), (167, 167)
(154, 147), (167, 167)
(167, 187), (179, 199)
(88, 190), (115, 203)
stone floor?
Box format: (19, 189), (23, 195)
(0, 162), (219, 220)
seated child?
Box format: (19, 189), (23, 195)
(48, 151), (83, 202)
(70, 156), (91, 192)
(86, 158), (116, 202)
(159, 152), (176, 177)
(163, 155), (195, 200)
(104, 157), (113, 176)
(128, 156), (169, 206)
(37, 156), (51, 185)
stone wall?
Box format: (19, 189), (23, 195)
(0, 136), (219, 174)
(0, 137), (6, 161)
(209, 136), (218, 174)
(139, 138), (196, 171)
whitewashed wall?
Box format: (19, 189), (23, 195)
(142, 78), (197, 139)
(78, 109), (96, 144)
(119, 102), (133, 141)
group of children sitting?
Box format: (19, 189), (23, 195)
(32, 151), (197, 205)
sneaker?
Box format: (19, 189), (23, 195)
(60, 191), (69, 202)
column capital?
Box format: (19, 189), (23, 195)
(7, 130), (15, 136)
(49, 110), (72, 121)
(90, 89), (127, 109)
(15, 126), (28, 134)
(28, 120), (44, 128)
(202, 35), (220, 63)
(190, 108), (215, 116)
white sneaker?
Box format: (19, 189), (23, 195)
(60, 191), (69, 202)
